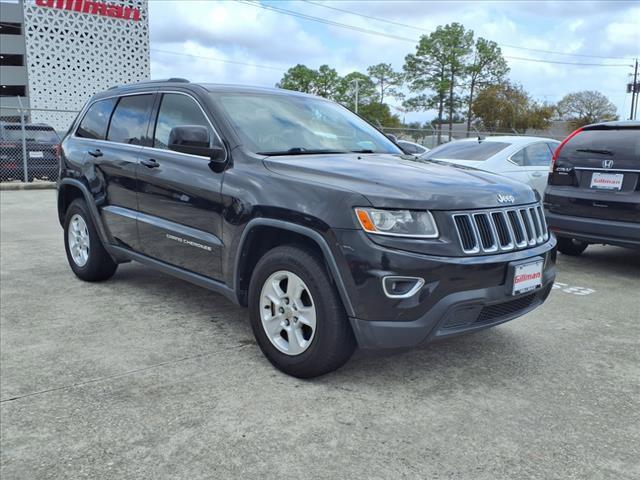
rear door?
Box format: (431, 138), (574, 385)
(547, 125), (640, 222)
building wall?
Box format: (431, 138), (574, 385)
(22, 0), (150, 130)
(0, 0), (30, 120)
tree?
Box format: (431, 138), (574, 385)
(404, 23), (472, 144)
(314, 64), (340, 100)
(358, 102), (402, 128)
(336, 72), (376, 111)
(276, 64), (318, 94)
(472, 82), (553, 133)
(557, 91), (618, 128)
(366, 63), (404, 104)
(464, 38), (509, 136)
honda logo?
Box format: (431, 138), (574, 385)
(602, 159), (614, 169)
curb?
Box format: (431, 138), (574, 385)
(0, 182), (56, 191)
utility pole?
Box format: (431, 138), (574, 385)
(351, 78), (359, 114)
(630, 59), (638, 120)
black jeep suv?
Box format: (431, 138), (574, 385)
(57, 79), (556, 377)
(545, 121), (640, 255)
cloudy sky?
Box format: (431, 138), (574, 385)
(148, 0), (640, 123)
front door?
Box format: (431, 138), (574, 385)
(136, 92), (225, 280)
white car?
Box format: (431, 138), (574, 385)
(397, 139), (429, 155)
(419, 136), (560, 197)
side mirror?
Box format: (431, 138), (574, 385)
(168, 125), (226, 162)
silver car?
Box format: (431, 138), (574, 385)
(420, 136), (560, 197)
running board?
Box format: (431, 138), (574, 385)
(107, 245), (239, 304)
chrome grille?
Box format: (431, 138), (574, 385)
(452, 204), (549, 254)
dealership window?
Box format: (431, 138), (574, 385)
(0, 22), (22, 35)
(154, 94), (212, 150)
(76, 98), (117, 140)
(0, 85), (26, 97)
(0, 54), (24, 66)
(107, 95), (154, 145)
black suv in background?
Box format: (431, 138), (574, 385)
(0, 122), (60, 182)
(545, 121), (640, 255)
(57, 79), (556, 377)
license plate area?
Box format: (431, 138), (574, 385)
(29, 151), (44, 159)
(590, 172), (623, 190)
(509, 257), (543, 296)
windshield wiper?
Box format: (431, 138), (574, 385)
(576, 148), (613, 155)
(257, 147), (348, 156)
(350, 149), (376, 153)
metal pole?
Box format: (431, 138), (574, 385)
(17, 96), (28, 183)
(631, 59), (638, 120)
(352, 78), (359, 114)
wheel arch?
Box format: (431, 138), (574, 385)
(57, 179), (110, 246)
(234, 219), (356, 317)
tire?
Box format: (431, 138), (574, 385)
(63, 199), (118, 281)
(248, 245), (356, 378)
(557, 237), (588, 256)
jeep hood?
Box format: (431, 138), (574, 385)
(263, 153), (537, 210)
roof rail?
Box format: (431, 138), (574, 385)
(108, 78), (190, 90)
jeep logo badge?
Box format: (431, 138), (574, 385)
(602, 159), (614, 169)
(497, 194), (516, 204)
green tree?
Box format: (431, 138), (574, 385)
(336, 72), (377, 112)
(464, 38), (509, 136)
(472, 82), (553, 133)
(366, 63), (404, 104)
(404, 23), (473, 144)
(276, 64), (318, 94)
(358, 102), (402, 128)
(557, 90), (618, 129)
(315, 64), (341, 100)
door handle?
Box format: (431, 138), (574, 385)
(88, 149), (103, 158)
(140, 158), (160, 169)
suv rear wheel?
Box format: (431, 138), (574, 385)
(64, 199), (118, 281)
(557, 237), (588, 256)
(248, 245), (356, 378)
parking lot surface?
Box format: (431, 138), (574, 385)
(1, 190), (639, 479)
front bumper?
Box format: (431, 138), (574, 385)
(333, 229), (557, 348)
(545, 210), (640, 249)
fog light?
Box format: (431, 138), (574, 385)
(382, 276), (425, 298)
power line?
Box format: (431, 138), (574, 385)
(151, 48), (286, 72)
(302, 0), (634, 61)
(241, 1), (631, 67)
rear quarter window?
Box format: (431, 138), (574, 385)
(76, 98), (117, 140)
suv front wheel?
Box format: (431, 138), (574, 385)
(63, 199), (118, 281)
(248, 245), (356, 378)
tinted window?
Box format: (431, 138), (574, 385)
(423, 140), (510, 161)
(76, 98), (117, 140)
(216, 93), (401, 155)
(107, 95), (153, 145)
(524, 142), (553, 167)
(154, 94), (212, 150)
(562, 129), (640, 163)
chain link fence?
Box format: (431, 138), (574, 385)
(0, 106), (78, 184)
(381, 126), (568, 150)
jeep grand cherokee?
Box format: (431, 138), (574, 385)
(57, 79), (557, 377)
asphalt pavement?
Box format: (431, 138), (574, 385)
(1, 190), (638, 479)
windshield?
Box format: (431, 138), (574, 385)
(422, 140), (510, 161)
(215, 93), (402, 155)
(1, 126), (59, 143)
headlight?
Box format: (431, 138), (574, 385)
(355, 208), (439, 238)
